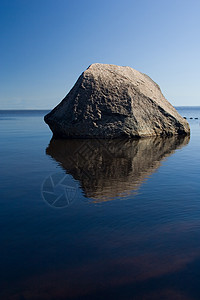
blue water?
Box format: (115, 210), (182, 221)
(0, 108), (200, 300)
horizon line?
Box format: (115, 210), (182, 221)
(1, 105), (200, 111)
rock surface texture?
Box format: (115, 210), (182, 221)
(44, 63), (190, 138)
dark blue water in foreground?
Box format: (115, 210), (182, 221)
(0, 108), (200, 300)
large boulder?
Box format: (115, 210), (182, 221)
(44, 63), (190, 138)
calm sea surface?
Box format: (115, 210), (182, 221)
(0, 107), (200, 300)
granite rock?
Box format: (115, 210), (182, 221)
(44, 63), (190, 138)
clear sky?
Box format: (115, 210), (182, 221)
(0, 0), (199, 109)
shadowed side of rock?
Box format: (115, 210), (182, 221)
(44, 64), (190, 139)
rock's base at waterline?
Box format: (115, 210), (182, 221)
(44, 63), (190, 138)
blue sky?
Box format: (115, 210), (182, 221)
(0, 0), (199, 109)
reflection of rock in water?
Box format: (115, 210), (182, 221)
(46, 136), (189, 202)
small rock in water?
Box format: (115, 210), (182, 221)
(44, 63), (190, 138)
